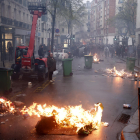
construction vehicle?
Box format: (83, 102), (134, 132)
(11, 2), (47, 81)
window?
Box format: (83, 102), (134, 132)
(23, 12), (25, 21)
(1, 4), (5, 17)
(8, 6), (11, 18)
(19, 11), (21, 21)
(27, 14), (28, 22)
(42, 23), (44, 32)
(23, 0), (26, 7)
(19, 0), (22, 4)
(119, 0), (124, 3)
(119, 7), (122, 11)
(14, 9), (16, 20)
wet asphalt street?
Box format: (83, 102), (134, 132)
(0, 56), (138, 140)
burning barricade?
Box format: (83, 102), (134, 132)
(0, 97), (106, 136)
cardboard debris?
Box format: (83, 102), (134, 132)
(35, 116), (58, 135)
(103, 122), (109, 127)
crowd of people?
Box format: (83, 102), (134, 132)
(70, 44), (137, 59)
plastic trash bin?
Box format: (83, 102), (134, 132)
(0, 68), (13, 93)
(126, 57), (136, 72)
(84, 55), (93, 69)
(62, 58), (73, 76)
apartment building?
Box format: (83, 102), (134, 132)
(90, 0), (124, 45)
(0, 0), (52, 61)
(0, 0), (32, 61)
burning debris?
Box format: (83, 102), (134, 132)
(106, 67), (132, 78)
(0, 97), (107, 135)
(0, 97), (23, 115)
(0, 97), (15, 113)
(93, 54), (100, 63)
(21, 103), (104, 134)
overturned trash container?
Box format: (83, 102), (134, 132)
(0, 68), (13, 93)
(126, 57), (136, 72)
(62, 58), (73, 77)
(84, 55), (93, 69)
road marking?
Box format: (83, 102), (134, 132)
(10, 91), (23, 100)
(34, 77), (56, 93)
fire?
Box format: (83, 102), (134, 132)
(0, 97), (15, 113)
(21, 103), (103, 132)
(106, 67), (132, 77)
(93, 54), (99, 62)
(0, 97), (104, 133)
(89, 52), (92, 56)
(135, 73), (138, 78)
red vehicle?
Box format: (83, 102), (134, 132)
(11, 2), (47, 81)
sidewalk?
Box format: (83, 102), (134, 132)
(117, 56), (140, 140)
(121, 110), (140, 140)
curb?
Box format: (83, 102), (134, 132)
(121, 110), (139, 140)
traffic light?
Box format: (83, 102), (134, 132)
(73, 35), (75, 39)
(114, 36), (117, 44)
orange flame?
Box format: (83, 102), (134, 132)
(93, 54), (99, 62)
(106, 67), (132, 77)
(0, 98), (15, 113)
(21, 103), (103, 132)
(89, 52), (92, 56)
(0, 98), (104, 133)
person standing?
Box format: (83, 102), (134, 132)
(38, 45), (44, 57)
(47, 53), (56, 83)
(104, 46), (109, 58)
(8, 43), (13, 61)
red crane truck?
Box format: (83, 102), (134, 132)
(11, 2), (48, 81)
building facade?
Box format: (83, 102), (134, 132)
(136, 0), (140, 46)
(90, 0), (124, 45)
(0, 0), (33, 61)
(0, 0), (52, 61)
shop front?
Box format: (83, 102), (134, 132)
(0, 26), (15, 61)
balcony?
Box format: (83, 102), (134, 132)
(1, 16), (31, 30)
(1, 16), (13, 25)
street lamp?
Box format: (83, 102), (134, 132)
(47, 28), (51, 47)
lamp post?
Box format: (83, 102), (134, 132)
(47, 28), (51, 48)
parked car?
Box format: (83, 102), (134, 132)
(53, 49), (69, 60)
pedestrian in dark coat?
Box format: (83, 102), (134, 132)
(38, 45), (44, 57)
(47, 53), (56, 82)
(8, 43), (13, 61)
